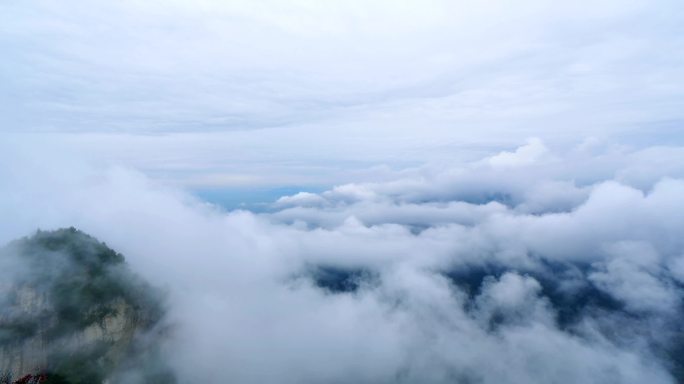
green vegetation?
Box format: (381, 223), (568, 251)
(0, 228), (174, 384)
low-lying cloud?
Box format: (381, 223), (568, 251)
(1, 139), (684, 383)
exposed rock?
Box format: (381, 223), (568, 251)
(0, 228), (174, 384)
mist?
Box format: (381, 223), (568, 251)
(1, 139), (683, 383)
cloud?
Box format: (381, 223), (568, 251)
(589, 241), (679, 313)
(2, 0), (683, 152)
(2, 0), (683, 381)
(1, 138), (684, 382)
(487, 138), (549, 169)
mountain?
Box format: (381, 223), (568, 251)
(0, 228), (174, 384)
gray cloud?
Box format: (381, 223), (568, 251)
(1, 0), (683, 146)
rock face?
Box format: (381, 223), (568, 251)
(0, 228), (174, 384)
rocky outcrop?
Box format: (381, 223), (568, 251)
(0, 228), (174, 383)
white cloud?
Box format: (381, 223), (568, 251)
(487, 138), (550, 169)
(590, 242), (678, 313)
(2, 1), (684, 380)
(1, 139), (683, 382)
(2, 0), (684, 190)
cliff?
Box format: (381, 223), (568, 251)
(0, 228), (174, 384)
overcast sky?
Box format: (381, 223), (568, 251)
(2, 0), (684, 190)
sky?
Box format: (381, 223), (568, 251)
(2, 0), (684, 197)
(2, 1), (684, 383)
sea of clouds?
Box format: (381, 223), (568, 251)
(1, 138), (684, 383)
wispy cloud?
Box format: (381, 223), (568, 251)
(2, 1), (683, 188)
(2, 0), (682, 134)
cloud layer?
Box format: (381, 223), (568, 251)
(1, 139), (683, 383)
(3, 0), (682, 133)
(2, 0), (684, 191)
